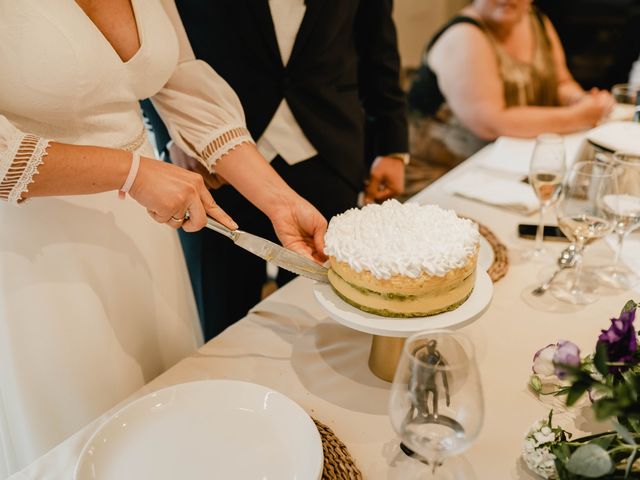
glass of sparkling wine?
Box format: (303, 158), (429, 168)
(599, 152), (640, 288)
(552, 161), (615, 304)
(389, 330), (483, 479)
(528, 134), (566, 260)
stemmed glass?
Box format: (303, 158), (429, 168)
(389, 330), (483, 479)
(611, 83), (639, 105)
(599, 152), (640, 288)
(611, 83), (640, 121)
(552, 161), (615, 304)
(527, 134), (566, 261)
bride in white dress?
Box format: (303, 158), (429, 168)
(0, 0), (328, 474)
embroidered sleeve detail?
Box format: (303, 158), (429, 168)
(0, 133), (50, 205)
(199, 127), (254, 168)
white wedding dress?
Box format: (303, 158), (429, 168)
(0, 0), (253, 475)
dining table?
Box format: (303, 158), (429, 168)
(9, 136), (635, 479)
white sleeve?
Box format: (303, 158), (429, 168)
(152, 0), (254, 171)
(0, 115), (50, 205)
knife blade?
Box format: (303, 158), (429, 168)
(205, 217), (329, 283)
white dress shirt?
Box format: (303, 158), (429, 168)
(256, 0), (318, 165)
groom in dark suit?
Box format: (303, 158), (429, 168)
(144, 0), (408, 340)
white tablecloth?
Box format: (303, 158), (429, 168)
(10, 144), (632, 479)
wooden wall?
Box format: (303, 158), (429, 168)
(393, 0), (470, 68)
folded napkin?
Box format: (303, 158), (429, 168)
(587, 121), (640, 155)
(479, 133), (585, 176)
(443, 170), (539, 214)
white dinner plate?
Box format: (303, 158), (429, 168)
(478, 235), (494, 272)
(75, 380), (323, 480)
(313, 270), (493, 337)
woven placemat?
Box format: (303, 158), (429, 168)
(313, 418), (363, 480)
(477, 221), (509, 283)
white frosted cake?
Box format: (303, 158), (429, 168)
(324, 200), (480, 317)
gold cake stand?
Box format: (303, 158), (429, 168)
(368, 335), (407, 382)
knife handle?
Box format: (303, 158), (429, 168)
(206, 217), (236, 240)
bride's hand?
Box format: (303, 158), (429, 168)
(129, 157), (237, 232)
(268, 196), (328, 263)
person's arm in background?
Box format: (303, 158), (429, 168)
(354, 0), (409, 204)
(429, 23), (613, 140)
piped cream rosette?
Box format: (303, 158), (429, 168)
(324, 200), (480, 318)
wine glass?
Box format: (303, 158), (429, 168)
(389, 330), (483, 479)
(611, 83), (640, 122)
(611, 83), (639, 105)
(551, 161), (615, 304)
(599, 152), (640, 288)
(527, 134), (566, 261)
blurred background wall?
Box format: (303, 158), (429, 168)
(393, 0), (470, 68)
(393, 0), (640, 88)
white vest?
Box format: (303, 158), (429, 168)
(256, 0), (318, 165)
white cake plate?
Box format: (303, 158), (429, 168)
(313, 270), (493, 381)
(478, 236), (494, 272)
(313, 270), (493, 338)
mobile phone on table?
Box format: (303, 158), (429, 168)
(518, 224), (569, 241)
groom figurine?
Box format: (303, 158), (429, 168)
(144, 0), (408, 340)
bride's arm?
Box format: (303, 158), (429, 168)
(152, 0), (328, 260)
(0, 116), (236, 232)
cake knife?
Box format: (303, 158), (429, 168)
(205, 217), (329, 283)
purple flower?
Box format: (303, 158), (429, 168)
(597, 307), (638, 372)
(552, 341), (581, 379)
(533, 344), (557, 376)
(532, 341), (581, 379)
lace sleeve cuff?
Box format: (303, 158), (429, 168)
(197, 126), (254, 170)
(0, 133), (50, 205)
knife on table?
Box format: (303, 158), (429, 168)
(205, 217), (329, 283)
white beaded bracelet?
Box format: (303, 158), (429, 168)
(118, 152), (141, 199)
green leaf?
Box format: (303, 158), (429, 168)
(594, 342), (610, 377)
(551, 442), (571, 464)
(566, 444), (613, 477)
(530, 375), (542, 393)
(553, 386), (572, 397)
(625, 448), (639, 479)
(612, 421), (637, 446)
(593, 399), (621, 420)
(628, 418), (640, 434)
(589, 433), (617, 450)
(567, 381), (590, 406)
(621, 300), (637, 313)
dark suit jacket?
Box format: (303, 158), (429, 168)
(146, 0), (408, 190)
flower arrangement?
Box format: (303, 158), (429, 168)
(524, 300), (640, 479)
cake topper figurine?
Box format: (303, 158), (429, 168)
(408, 339), (451, 421)
(399, 338), (465, 466)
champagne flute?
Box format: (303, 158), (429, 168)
(552, 161), (614, 304)
(389, 330), (483, 479)
(527, 134), (566, 261)
(599, 152), (640, 288)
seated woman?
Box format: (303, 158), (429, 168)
(405, 0), (613, 197)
